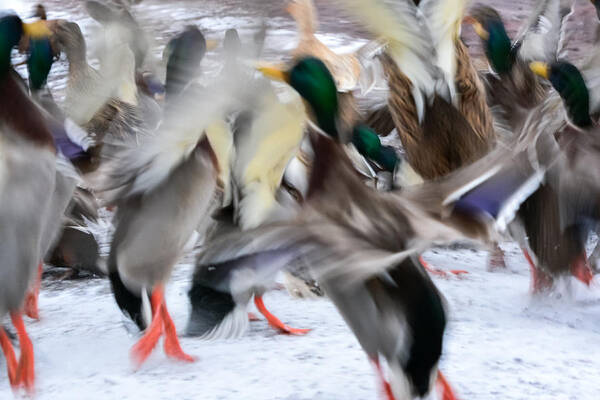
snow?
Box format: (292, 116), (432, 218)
(3, 0), (600, 398)
(1, 243), (599, 399)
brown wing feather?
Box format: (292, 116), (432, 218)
(380, 52), (487, 180)
(454, 40), (495, 145)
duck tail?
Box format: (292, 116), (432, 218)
(187, 277), (246, 339)
(107, 255), (148, 331)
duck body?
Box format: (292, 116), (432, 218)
(381, 52), (489, 180)
(108, 138), (219, 292)
(0, 127), (55, 317)
(0, 16), (57, 386)
(322, 258), (446, 399)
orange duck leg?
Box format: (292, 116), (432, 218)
(24, 263), (43, 320)
(254, 295), (311, 335)
(131, 286), (195, 367)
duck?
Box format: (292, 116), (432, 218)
(48, 17), (156, 175)
(189, 56), (500, 400)
(187, 27), (315, 337)
(511, 60), (599, 290)
(464, 1), (560, 133)
(0, 14), (56, 393)
(20, 28), (97, 319)
(331, 0), (502, 274)
(96, 25), (242, 366)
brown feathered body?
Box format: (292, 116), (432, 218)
(380, 50), (492, 180)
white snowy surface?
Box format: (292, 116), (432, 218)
(2, 0), (600, 398)
(1, 243), (599, 399)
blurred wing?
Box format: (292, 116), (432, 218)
(419, 0), (471, 101)
(514, 0), (561, 62)
(94, 77), (247, 203)
(334, 0), (442, 110)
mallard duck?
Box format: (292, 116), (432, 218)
(95, 25), (247, 366)
(187, 29), (317, 336)
(20, 31), (98, 319)
(188, 56), (498, 400)
(336, 0), (494, 178)
(464, 1), (560, 132)
(331, 0), (501, 274)
(514, 60), (599, 289)
(0, 14), (56, 393)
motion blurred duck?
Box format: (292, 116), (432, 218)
(513, 60), (599, 290)
(190, 56), (485, 400)
(333, 0), (498, 275)
(96, 25), (242, 366)
(464, 1), (559, 134)
(0, 14), (56, 393)
(188, 28), (314, 337)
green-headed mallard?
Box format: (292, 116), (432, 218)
(514, 60), (599, 290)
(334, 0), (494, 180)
(190, 56), (496, 400)
(465, 1), (560, 132)
(0, 14), (56, 393)
(94, 25), (250, 366)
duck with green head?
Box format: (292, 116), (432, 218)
(519, 59), (598, 289)
(1, 13), (57, 394)
(259, 57), (398, 172)
(465, 4), (553, 131)
(258, 56), (458, 400)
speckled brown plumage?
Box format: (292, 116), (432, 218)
(379, 52), (489, 180)
(363, 104), (396, 137)
(454, 39), (495, 144)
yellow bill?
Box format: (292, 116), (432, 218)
(529, 61), (550, 79)
(206, 39), (219, 51)
(22, 20), (52, 39)
(463, 16), (489, 40)
(256, 62), (290, 83)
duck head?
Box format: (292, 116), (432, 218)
(530, 61), (592, 128)
(27, 33), (54, 91)
(352, 124), (398, 174)
(223, 28), (241, 56)
(164, 26), (207, 98)
(259, 56), (340, 139)
(1, 14), (52, 84)
(0, 15), (25, 73)
(32, 3), (47, 20)
(465, 6), (513, 74)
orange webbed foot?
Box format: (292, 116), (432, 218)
(254, 295), (311, 335)
(161, 303), (195, 363)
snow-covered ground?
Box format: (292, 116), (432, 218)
(1, 244), (600, 399)
(2, 0), (600, 398)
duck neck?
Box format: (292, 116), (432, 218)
(486, 21), (513, 74)
(0, 71), (55, 150)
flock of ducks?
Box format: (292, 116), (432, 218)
(2, 0), (600, 398)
